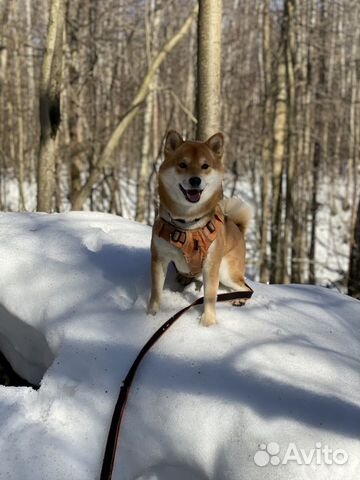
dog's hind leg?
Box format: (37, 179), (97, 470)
(219, 253), (251, 306)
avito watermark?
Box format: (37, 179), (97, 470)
(254, 442), (348, 467)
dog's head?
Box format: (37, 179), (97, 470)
(158, 130), (224, 213)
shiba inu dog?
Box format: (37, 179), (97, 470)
(147, 130), (252, 326)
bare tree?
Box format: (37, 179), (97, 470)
(269, 0), (289, 284)
(37, 0), (65, 212)
(71, 4), (198, 210)
(12, 2), (26, 210)
(259, 0), (272, 283)
(196, 0), (222, 141)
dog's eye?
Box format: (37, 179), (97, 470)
(201, 164), (209, 170)
(179, 162), (187, 169)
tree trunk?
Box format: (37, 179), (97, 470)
(291, 0), (314, 284)
(36, 0), (65, 212)
(135, 0), (161, 223)
(259, 0), (272, 283)
(13, 8), (26, 211)
(136, 90), (154, 222)
(348, 0), (359, 234)
(270, 0), (288, 283)
(283, 0), (296, 284)
(0, 3), (7, 210)
(348, 198), (360, 299)
(270, 65), (286, 284)
(309, 142), (320, 283)
(309, 0), (327, 284)
(25, 0), (36, 171)
(196, 0), (222, 141)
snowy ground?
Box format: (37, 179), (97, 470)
(0, 212), (359, 480)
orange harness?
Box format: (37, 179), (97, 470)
(154, 207), (224, 277)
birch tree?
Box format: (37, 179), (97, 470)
(270, 0), (288, 283)
(259, 0), (272, 283)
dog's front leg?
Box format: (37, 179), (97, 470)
(200, 257), (221, 327)
(147, 252), (168, 316)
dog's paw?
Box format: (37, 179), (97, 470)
(147, 300), (159, 316)
(200, 311), (217, 327)
(232, 298), (247, 307)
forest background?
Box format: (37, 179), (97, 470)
(0, 0), (359, 294)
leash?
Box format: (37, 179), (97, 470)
(100, 284), (254, 480)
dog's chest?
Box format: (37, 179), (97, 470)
(153, 235), (192, 274)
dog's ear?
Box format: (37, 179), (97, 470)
(164, 130), (183, 154)
(205, 132), (224, 157)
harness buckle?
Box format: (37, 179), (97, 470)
(206, 221), (215, 233)
(172, 230), (186, 244)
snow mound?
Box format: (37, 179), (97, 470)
(0, 212), (359, 480)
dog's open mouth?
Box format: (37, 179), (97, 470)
(179, 185), (203, 203)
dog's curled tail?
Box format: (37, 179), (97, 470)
(220, 197), (252, 233)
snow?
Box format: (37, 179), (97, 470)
(0, 211), (359, 480)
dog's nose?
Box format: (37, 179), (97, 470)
(189, 177), (201, 187)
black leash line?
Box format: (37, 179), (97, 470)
(100, 284), (254, 480)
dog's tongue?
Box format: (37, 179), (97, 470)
(187, 189), (201, 202)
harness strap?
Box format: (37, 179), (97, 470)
(100, 284), (254, 480)
(154, 207), (224, 277)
